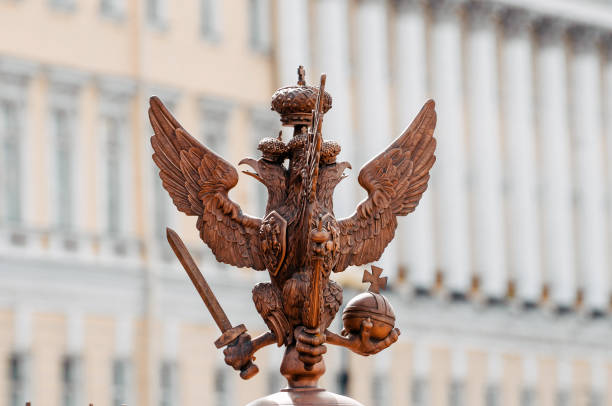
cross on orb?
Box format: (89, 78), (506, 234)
(362, 265), (388, 294)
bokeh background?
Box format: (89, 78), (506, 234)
(2, 0), (612, 405)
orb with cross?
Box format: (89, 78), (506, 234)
(341, 266), (397, 345)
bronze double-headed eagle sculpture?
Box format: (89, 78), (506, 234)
(149, 66), (437, 405)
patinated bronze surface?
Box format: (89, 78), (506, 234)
(149, 67), (437, 405)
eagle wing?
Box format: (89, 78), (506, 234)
(335, 100), (437, 273)
(149, 96), (266, 270)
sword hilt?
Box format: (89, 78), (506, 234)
(215, 324), (260, 380)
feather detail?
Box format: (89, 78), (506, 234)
(335, 100), (437, 272)
(149, 96), (266, 270)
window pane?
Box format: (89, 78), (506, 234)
(106, 117), (121, 234)
(8, 353), (27, 406)
(159, 361), (176, 406)
(1, 101), (21, 224)
(54, 109), (73, 230)
(112, 359), (129, 405)
(61, 356), (79, 406)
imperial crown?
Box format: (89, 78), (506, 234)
(271, 66), (332, 126)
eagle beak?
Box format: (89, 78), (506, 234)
(239, 158), (264, 184)
(338, 161), (352, 180)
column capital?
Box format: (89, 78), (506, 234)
(568, 25), (601, 53)
(428, 0), (465, 20)
(500, 8), (534, 37)
(602, 34), (612, 58)
(395, 0), (426, 12)
(535, 17), (569, 45)
(465, 2), (500, 29)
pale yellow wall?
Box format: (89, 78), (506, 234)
(539, 357), (556, 406)
(347, 352), (374, 405)
(133, 319), (151, 406)
(573, 360), (590, 406)
(390, 341), (411, 405)
(466, 350), (486, 406)
(178, 323), (216, 406)
(431, 347), (450, 406)
(84, 316), (114, 406)
(32, 313), (66, 406)
(503, 354), (522, 406)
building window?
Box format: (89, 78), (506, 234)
(49, 0), (76, 12)
(372, 372), (389, 405)
(112, 359), (130, 406)
(103, 116), (122, 235)
(0, 100), (22, 225)
(199, 97), (232, 156)
(520, 387), (536, 406)
(51, 108), (75, 230)
(485, 384), (500, 406)
(100, 0), (125, 19)
(61, 356), (81, 406)
(147, 0), (167, 28)
(411, 377), (429, 406)
(556, 390), (570, 406)
(249, 108), (277, 216)
(159, 360), (177, 406)
(248, 0), (270, 52)
(201, 0), (222, 42)
(8, 353), (28, 406)
(214, 367), (230, 406)
(449, 380), (465, 406)
(336, 369), (349, 395)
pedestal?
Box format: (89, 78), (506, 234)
(245, 345), (364, 406)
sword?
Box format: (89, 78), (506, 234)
(166, 228), (259, 380)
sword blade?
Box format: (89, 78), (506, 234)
(166, 228), (232, 332)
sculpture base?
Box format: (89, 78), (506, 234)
(245, 387), (364, 406)
(245, 345), (364, 405)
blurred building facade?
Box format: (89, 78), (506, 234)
(1, 0), (612, 405)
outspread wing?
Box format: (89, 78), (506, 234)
(335, 100), (437, 272)
(149, 96), (266, 270)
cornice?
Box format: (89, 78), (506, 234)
(0, 56), (38, 83)
(96, 75), (137, 99)
(47, 66), (89, 91)
(198, 95), (234, 121)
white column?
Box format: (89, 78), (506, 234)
(315, 0), (355, 218)
(277, 0), (310, 85)
(395, 0), (436, 292)
(570, 27), (608, 314)
(466, 4), (506, 301)
(501, 10), (541, 305)
(536, 19), (575, 309)
(355, 0), (398, 279)
(429, 0), (471, 296)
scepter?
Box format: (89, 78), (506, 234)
(302, 75), (327, 370)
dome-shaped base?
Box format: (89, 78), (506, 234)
(245, 387), (364, 406)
